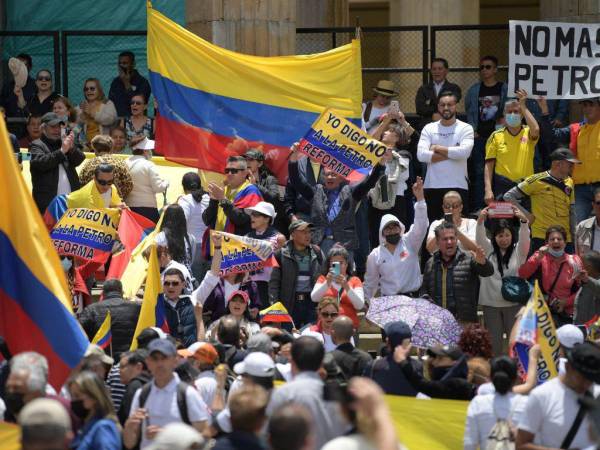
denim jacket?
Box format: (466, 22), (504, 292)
(464, 81), (508, 131)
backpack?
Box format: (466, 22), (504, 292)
(485, 400), (516, 450)
(138, 380), (191, 425)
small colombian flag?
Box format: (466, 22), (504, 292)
(91, 310), (112, 350)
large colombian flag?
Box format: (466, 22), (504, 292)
(147, 5), (363, 183)
(0, 116), (88, 390)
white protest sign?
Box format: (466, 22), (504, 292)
(509, 20), (600, 99)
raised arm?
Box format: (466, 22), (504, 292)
(288, 144), (316, 201)
(516, 89), (539, 140)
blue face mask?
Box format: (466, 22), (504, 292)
(505, 113), (522, 128)
(548, 248), (564, 258)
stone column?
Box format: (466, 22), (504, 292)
(389, 0), (480, 112)
(185, 0), (296, 56)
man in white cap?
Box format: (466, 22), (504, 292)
(18, 397), (73, 450)
(245, 201), (286, 302)
(364, 177), (428, 300)
(147, 423), (205, 450)
(556, 324), (585, 376)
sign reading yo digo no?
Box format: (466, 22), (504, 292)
(509, 20), (600, 99)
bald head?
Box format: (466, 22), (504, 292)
(332, 315), (354, 343)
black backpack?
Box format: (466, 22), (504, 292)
(138, 380), (191, 425)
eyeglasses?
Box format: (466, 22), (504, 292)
(163, 281), (181, 287)
(84, 86), (96, 92)
(95, 178), (114, 186)
(321, 312), (339, 319)
(480, 64), (494, 70)
(224, 168), (242, 174)
(37, 76), (51, 81)
(130, 100), (143, 105)
(443, 203), (462, 209)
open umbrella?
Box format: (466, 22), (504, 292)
(366, 295), (462, 348)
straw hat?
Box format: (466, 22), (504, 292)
(373, 80), (398, 97)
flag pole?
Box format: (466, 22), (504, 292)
(355, 17), (361, 40)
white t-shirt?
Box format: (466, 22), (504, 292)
(56, 164), (72, 195)
(464, 392), (527, 450)
(100, 189), (112, 207)
(194, 370), (218, 408)
(362, 102), (391, 134)
(178, 193), (210, 243)
(518, 377), (600, 449)
(417, 119), (474, 189)
(129, 374), (209, 449)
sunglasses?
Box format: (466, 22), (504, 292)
(163, 281), (181, 287)
(321, 312), (339, 319)
(84, 86), (96, 91)
(95, 178), (114, 186)
(480, 64), (494, 70)
(37, 76), (51, 81)
(130, 100), (144, 105)
(224, 168), (243, 174)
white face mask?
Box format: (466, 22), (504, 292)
(548, 248), (565, 258)
(61, 257), (73, 272)
(505, 113), (522, 128)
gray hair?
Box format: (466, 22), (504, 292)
(10, 352), (48, 393)
(227, 155), (247, 170)
(503, 99), (520, 113)
(247, 333), (273, 354)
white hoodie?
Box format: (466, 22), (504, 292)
(363, 201), (429, 300)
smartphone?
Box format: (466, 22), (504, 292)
(332, 262), (341, 276)
(389, 100), (400, 114)
(444, 213), (453, 223)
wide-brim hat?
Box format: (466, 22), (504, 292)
(373, 80), (398, 97)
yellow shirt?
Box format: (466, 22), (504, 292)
(574, 120), (600, 184)
(485, 126), (538, 182)
(517, 171), (574, 240)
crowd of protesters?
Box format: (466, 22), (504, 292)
(3, 49), (600, 450)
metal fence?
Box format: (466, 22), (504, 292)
(0, 24), (511, 126)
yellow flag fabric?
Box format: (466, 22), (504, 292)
(91, 310), (112, 350)
(0, 422), (19, 450)
(130, 244), (165, 350)
(67, 180), (122, 209)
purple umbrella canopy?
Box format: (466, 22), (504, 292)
(366, 295), (462, 348)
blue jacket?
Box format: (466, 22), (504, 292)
(164, 295), (197, 347)
(464, 81), (508, 131)
(70, 417), (120, 450)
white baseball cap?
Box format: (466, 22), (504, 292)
(557, 324), (584, 349)
(234, 351), (275, 377)
(147, 423), (205, 450)
(245, 201), (276, 219)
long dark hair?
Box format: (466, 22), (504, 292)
(490, 356), (518, 395)
(491, 220), (516, 277)
(181, 172), (204, 203)
(160, 204), (190, 263)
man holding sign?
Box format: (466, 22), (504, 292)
(288, 140), (385, 258)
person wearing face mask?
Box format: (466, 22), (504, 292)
(504, 148), (580, 254)
(68, 371), (121, 450)
(484, 89), (540, 204)
(363, 177), (428, 301)
(519, 225), (584, 326)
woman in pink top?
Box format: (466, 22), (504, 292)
(311, 245), (365, 329)
(518, 225), (583, 326)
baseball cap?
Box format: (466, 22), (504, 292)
(427, 344), (464, 361)
(41, 112), (66, 126)
(147, 423), (205, 450)
(289, 219), (313, 233)
(566, 342), (600, 383)
(147, 338), (177, 357)
(227, 290), (250, 304)
(178, 342), (219, 365)
(234, 351), (275, 377)
(550, 148), (581, 164)
(557, 324), (585, 349)
(246, 201), (276, 219)
(18, 398), (71, 430)
(84, 344), (114, 366)
(384, 320), (412, 348)
(244, 148), (265, 161)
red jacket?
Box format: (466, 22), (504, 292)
(518, 251), (582, 315)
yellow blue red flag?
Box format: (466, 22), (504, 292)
(147, 5), (362, 183)
(0, 116), (89, 389)
(91, 310), (112, 350)
(512, 281), (560, 383)
(130, 244), (169, 350)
